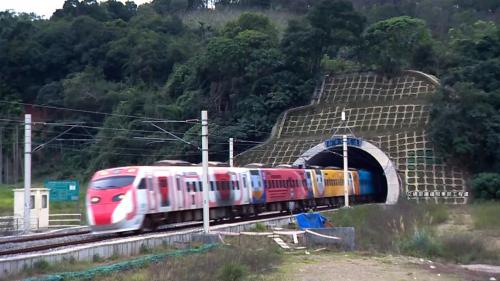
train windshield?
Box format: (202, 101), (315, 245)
(91, 176), (135, 189)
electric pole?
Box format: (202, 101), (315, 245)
(201, 110), (210, 233)
(229, 138), (233, 167)
(342, 111), (349, 207)
(24, 114), (31, 233)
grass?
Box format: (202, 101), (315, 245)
(0, 181), (87, 215)
(99, 236), (282, 281)
(328, 200), (499, 264)
(0, 184), (14, 216)
(471, 201), (500, 230)
(6, 236), (282, 281)
(2, 242), (180, 281)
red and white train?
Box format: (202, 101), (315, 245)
(86, 161), (375, 233)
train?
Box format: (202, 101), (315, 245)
(86, 162), (376, 233)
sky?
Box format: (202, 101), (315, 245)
(0, 0), (152, 18)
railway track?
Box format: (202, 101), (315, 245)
(0, 205), (345, 257)
(0, 229), (91, 245)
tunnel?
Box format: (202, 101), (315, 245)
(293, 137), (400, 204)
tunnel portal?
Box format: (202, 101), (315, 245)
(293, 137), (400, 204)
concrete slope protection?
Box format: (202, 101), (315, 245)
(235, 70), (467, 204)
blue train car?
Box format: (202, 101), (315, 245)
(358, 169), (375, 195)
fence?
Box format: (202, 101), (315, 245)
(48, 214), (83, 228)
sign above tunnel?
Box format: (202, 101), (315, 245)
(324, 137), (362, 148)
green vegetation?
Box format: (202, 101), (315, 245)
(471, 202), (500, 230)
(8, 237), (281, 281)
(251, 222), (268, 232)
(329, 201), (499, 264)
(0, 0), (498, 202)
(471, 173), (500, 200)
(0, 184), (13, 215)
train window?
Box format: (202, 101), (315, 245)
(138, 179), (146, 190)
(186, 182), (191, 192)
(176, 178), (181, 191)
(242, 177), (247, 188)
(198, 181), (202, 192)
(230, 181), (234, 190)
(216, 182), (220, 191)
(92, 176), (136, 189)
(147, 177), (153, 190)
(236, 181), (240, 190)
(210, 181), (215, 191)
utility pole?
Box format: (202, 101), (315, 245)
(24, 114), (31, 233)
(0, 127), (3, 184)
(342, 111), (349, 208)
(229, 138), (233, 167)
(201, 110), (210, 233)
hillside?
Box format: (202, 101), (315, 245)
(0, 0), (499, 199)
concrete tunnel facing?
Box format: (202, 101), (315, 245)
(293, 138), (400, 205)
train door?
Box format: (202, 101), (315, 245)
(350, 171), (360, 195)
(250, 170), (265, 203)
(175, 175), (184, 210)
(157, 175), (170, 209)
(315, 169), (325, 197)
(305, 170), (314, 198)
(187, 180), (197, 209)
(241, 173), (250, 204)
(146, 174), (157, 211)
(136, 177), (148, 215)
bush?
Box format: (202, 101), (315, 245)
(149, 236), (281, 281)
(438, 233), (496, 264)
(217, 262), (247, 281)
(399, 230), (442, 257)
(330, 199), (446, 252)
(471, 173), (500, 200)
(471, 202), (500, 229)
(33, 260), (50, 271)
(252, 222), (268, 232)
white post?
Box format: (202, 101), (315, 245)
(229, 138), (234, 167)
(201, 110), (210, 233)
(342, 111), (349, 207)
(24, 114), (32, 233)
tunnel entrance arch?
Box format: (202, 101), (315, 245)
(293, 137), (400, 204)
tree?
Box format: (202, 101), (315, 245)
(471, 173), (500, 200)
(307, 0), (365, 49)
(361, 16), (433, 73)
(429, 84), (500, 173)
(306, 0), (365, 71)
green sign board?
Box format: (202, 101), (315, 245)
(44, 180), (80, 202)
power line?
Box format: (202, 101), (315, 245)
(39, 143), (229, 158)
(0, 100), (165, 121)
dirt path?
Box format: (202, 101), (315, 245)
(263, 252), (499, 281)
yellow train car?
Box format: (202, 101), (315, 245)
(320, 169), (360, 197)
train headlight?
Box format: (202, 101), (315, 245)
(90, 196), (101, 204)
(112, 194), (125, 202)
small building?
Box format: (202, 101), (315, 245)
(13, 188), (49, 229)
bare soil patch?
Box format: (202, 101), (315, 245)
(264, 252), (499, 281)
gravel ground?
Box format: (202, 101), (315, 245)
(263, 252), (500, 281)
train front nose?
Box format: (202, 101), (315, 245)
(86, 174), (137, 232)
(87, 190), (134, 227)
